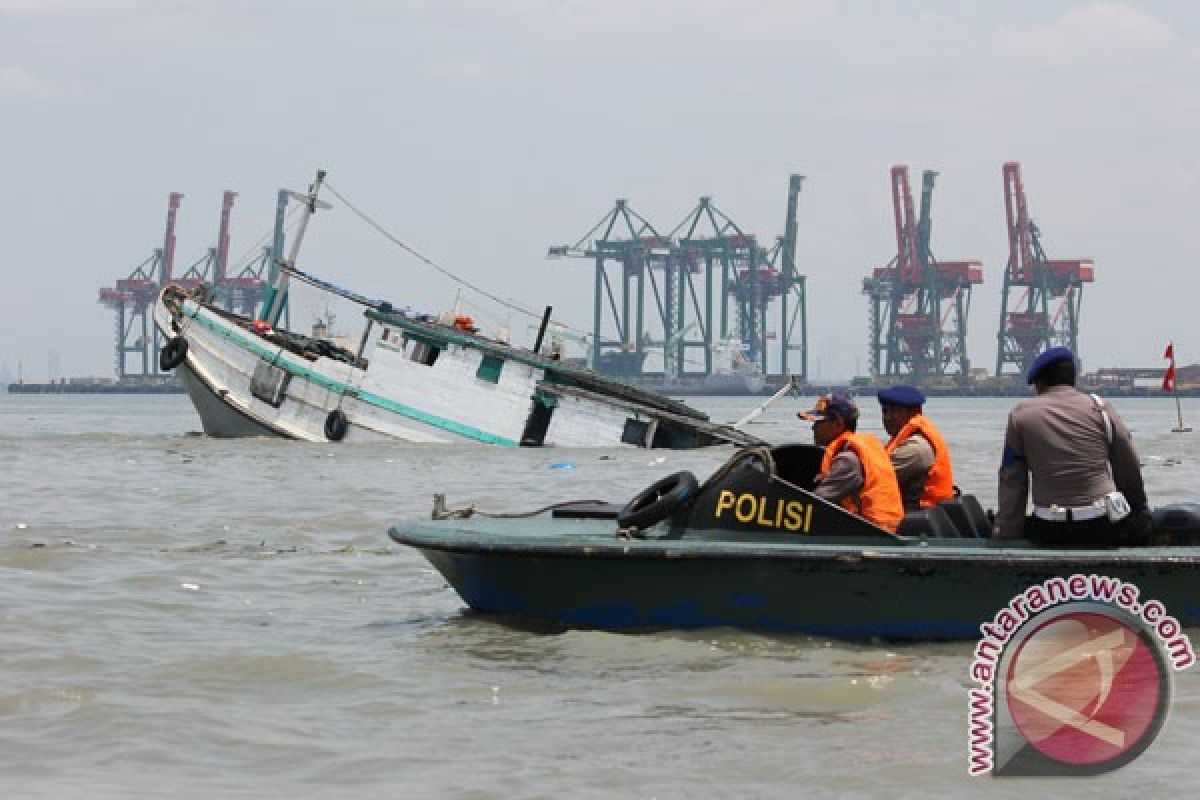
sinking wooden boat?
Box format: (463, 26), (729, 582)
(389, 443), (1200, 640)
(151, 172), (762, 449)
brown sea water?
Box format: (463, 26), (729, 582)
(2, 392), (1198, 798)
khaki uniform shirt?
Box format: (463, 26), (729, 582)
(890, 433), (935, 510)
(995, 385), (1146, 538)
(814, 451), (863, 504)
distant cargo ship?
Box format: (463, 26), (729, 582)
(624, 371), (770, 397)
(591, 337), (772, 396)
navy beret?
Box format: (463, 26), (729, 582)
(877, 384), (925, 407)
(1026, 346), (1074, 385)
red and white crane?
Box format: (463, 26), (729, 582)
(994, 162), (1094, 376)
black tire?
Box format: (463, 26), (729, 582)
(159, 337), (188, 371)
(616, 471), (699, 530)
(324, 409), (348, 442)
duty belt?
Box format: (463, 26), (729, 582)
(1032, 501), (1107, 522)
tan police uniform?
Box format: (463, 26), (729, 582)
(890, 434), (935, 510)
(995, 385), (1147, 540)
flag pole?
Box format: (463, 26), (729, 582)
(1172, 386), (1190, 433)
(1165, 341), (1191, 433)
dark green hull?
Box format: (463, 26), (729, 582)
(392, 517), (1200, 640)
(391, 443), (1200, 640)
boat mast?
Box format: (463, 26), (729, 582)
(261, 170), (328, 326)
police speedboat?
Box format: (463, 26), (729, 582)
(388, 444), (1200, 640)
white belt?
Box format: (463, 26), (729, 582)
(1032, 501), (1107, 522)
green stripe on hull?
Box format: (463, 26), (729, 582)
(183, 303), (520, 447)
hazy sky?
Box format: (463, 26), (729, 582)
(3, 0), (1198, 382)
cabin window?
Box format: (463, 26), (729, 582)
(250, 362), (290, 408)
(410, 340), (440, 367)
(621, 418), (651, 447)
(476, 355), (504, 383)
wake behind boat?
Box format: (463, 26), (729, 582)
(152, 171), (763, 449)
(389, 443), (1200, 640)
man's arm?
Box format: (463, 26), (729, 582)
(994, 412), (1029, 538)
(1107, 408), (1148, 511)
(890, 435), (934, 484)
(814, 451), (864, 504)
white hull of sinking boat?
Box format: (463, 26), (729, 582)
(153, 290), (761, 449)
(152, 170), (765, 449)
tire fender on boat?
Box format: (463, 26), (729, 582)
(324, 409), (348, 442)
(617, 470), (699, 530)
(159, 337), (188, 371)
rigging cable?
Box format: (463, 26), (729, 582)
(324, 181), (558, 329)
(321, 181), (756, 371)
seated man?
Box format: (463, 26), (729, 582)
(877, 384), (956, 510)
(995, 346), (1151, 545)
(799, 391), (903, 533)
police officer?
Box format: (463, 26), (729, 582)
(995, 346), (1151, 544)
(799, 391), (904, 533)
(877, 385), (956, 511)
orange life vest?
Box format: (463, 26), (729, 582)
(884, 414), (955, 508)
(819, 431), (904, 533)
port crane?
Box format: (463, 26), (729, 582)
(862, 166), (983, 382)
(994, 162), (1094, 376)
(548, 198), (673, 376)
(97, 188), (287, 381)
(98, 192), (183, 379)
(551, 175), (807, 383)
(173, 191), (238, 294)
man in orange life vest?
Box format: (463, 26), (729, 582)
(798, 391), (904, 533)
(877, 385), (956, 511)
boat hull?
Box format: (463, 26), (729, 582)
(154, 288), (761, 449)
(176, 361), (280, 438)
(392, 519), (1200, 640)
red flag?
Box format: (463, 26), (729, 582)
(1163, 341), (1177, 390)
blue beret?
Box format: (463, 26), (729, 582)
(877, 384), (925, 407)
(1026, 346), (1074, 384)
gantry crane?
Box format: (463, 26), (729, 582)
(228, 189), (290, 319)
(764, 174), (807, 380)
(98, 192), (182, 379)
(173, 190), (238, 294)
(994, 162), (1094, 377)
(863, 166), (983, 382)
(177, 190), (270, 316)
(548, 199), (672, 376)
(550, 176), (807, 383)
(668, 196), (760, 378)
(98, 188), (297, 382)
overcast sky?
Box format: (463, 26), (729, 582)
(3, 0), (1198, 383)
